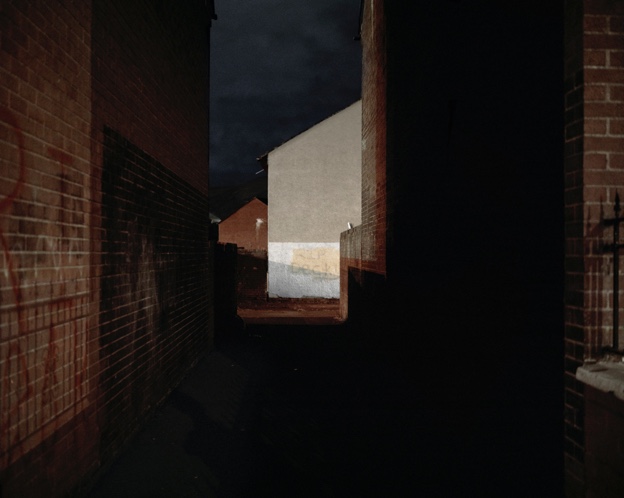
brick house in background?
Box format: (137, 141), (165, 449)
(219, 197), (268, 251)
(262, 100), (361, 299)
(0, 1), (215, 496)
(218, 197), (268, 302)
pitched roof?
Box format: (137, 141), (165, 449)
(256, 99), (362, 162)
(209, 175), (267, 221)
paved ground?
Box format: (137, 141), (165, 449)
(86, 302), (564, 497)
(237, 299), (341, 325)
(87, 322), (419, 497)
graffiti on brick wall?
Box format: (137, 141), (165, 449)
(0, 108), (88, 465)
(291, 247), (340, 279)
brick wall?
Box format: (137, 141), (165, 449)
(0, 1), (95, 495)
(98, 128), (211, 466)
(90, 1), (210, 193)
(0, 1), (213, 495)
(218, 198), (268, 252)
(359, 0), (386, 277)
(564, 1), (624, 495)
(91, 0), (212, 483)
(340, 0), (387, 324)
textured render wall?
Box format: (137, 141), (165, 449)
(218, 198), (267, 251)
(268, 100), (361, 298)
(0, 1), (212, 496)
(0, 2), (96, 496)
(268, 242), (340, 298)
(359, 2), (386, 278)
(564, 1), (624, 495)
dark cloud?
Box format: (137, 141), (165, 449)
(209, 0), (362, 187)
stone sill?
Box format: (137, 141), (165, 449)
(577, 359), (624, 401)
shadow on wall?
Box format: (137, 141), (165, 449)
(214, 242), (238, 344)
(100, 128), (212, 456)
(268, 260), (340, 299)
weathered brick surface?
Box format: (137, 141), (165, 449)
(339, 0), (386, 324)
(0, 2), (94, 495)
(0, 1), (213, 495)
(359, 0), (386, 277)
(219, 198), (268, 252)
(564, 0), (624, 494)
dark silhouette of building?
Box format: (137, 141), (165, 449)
(342, 1), (565, 495)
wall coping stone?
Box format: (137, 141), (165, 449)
(577, 360), (624, 401)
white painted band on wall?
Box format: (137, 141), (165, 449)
(268, 242), (340, 298)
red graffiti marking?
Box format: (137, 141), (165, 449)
(46, 147), (73, 167)
(0, 110), (88, 461)
(0, 108), (26, 214)
(41, 322), (60, 412)
(0, 108), (30, 452)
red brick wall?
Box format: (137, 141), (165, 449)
(91, 0), (212, 489)
(340, 0), (387, 323)
(218, 198), (268, 251)
(98, 128), (211, 468)
(564, 0), (624, 495)
(0, 1), (95, 495)
(0, 1), (213, 495)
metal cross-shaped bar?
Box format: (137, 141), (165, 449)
(604, 192), (624, 351)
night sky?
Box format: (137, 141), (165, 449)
(209, 0), (362, 187)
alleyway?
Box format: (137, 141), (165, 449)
(86, 309), (563, 498)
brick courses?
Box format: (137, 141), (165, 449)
(340, 0), (387, 323)
(564, 0), (624, 494)
(0, 2), (94, 495)
(0, 1), (213, 495)
(98, 128), (211, 466)
(218, 198), (268, 252)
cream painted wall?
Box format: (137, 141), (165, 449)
(267, 100), (362, 298)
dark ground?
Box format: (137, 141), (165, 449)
(85, 315), (564, 498)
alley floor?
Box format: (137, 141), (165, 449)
(86, 311), (564, 497)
